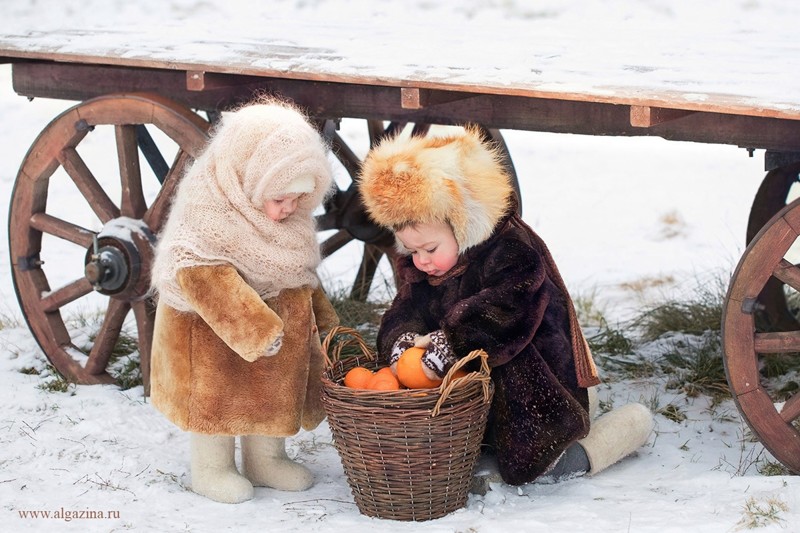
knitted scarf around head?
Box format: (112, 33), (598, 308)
(150, 100), (333, 312)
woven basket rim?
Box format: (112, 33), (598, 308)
(321, 326), (492, 415)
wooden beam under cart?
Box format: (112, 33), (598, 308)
(630, 105), (696, 127)
(10, 61), (800, 153)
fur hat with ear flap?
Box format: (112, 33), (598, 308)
(358, 127), (515, 252)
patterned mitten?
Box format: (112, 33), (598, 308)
(420, 330), (457, 379)
(390, 332), (418, 366)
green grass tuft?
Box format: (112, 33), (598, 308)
(658, 403), (687, 423)
(36, 364), (74, 394)
(587, 324), (634, 356)
(757, 460), (791, 476)
(325, 287), (388, 348)
(96, 330), (143, 391)
(661, 333), (729, 399)
(632, 277), (725, 342)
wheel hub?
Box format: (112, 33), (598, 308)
(343, 209), (395, 246)
(84, 217), (156, 300)
(339, 188), (395, 245)
(85, 245), (129, 291)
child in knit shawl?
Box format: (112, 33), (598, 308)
(358, 127), (653, 486)
(149, 98), (339, 504)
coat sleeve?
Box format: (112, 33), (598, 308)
(442, 240), (550, 367)
(311, 284), (340, 334)
(176, 265), (284, 362)
(376, 259), (428, 360)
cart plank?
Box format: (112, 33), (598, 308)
(0, 21), (798, 121)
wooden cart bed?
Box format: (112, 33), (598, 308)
(0, 23), (799, 151)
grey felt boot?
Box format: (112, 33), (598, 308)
(190, 433), (254, 504)
(241, 436), (314, 491)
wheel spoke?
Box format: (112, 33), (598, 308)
(773, 259), (800, 293)
(754, 331), (800, 353)
(84, 298), (131, 375)
(410, 123), (432, 137)
(381, 121), (406, 141)
(58, 147), (120, 222)
(136, 124), (170, 183)
(29, 213), (95, 247)
(350, 244), (384, 301)
(330, 131), (362, 178)
(116, 125), (147, 218)
(40, 278), (94, 313)
(367, 120), (408, 147)
(315, 210), (340, 232)
(132, 299), (155, 394)
(781, 390), (800, 423)
(143, 149), (193, 232)
(367, 120), (386, 147)
(320, 229), (353, 258)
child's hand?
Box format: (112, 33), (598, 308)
(419, 330), (456, 379)
(263, 331), (285, 357)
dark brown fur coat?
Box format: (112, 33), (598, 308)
(378, 212), (591, 485)
(150, 265), (339, 436)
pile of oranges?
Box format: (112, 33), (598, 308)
(343, 347), (466, 390)
(343, 366), (402, 390)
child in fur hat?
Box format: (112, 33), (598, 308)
(149, 98), (339, 504)
(358, 127), (653, 486)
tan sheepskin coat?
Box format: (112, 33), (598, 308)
(150, 264), (339, 436)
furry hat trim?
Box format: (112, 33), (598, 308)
(358, 127), (514, 252)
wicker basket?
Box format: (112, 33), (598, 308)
(321, 326), (494, 521)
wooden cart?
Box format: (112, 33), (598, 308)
(1, 25), (799, 473)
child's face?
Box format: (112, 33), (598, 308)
(395, 220), (459, 277)
(263, 193), (301, 222)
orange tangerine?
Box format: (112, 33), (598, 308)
(396, 347), (443, 389)
(344, 366), (374, 389)
(450, 369), (468, 380)
(367, 371), (401, 390)
(375, 366), (395, 378)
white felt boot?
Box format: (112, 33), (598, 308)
(190, 433), (254, 504)
(579, 403), (654, 476)
(241, 436), (314, 491)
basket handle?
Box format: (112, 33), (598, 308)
(432, 348), (492, 417)
(321, 326), (376, 368)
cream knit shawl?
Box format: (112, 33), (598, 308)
(150, 101), (333, 312)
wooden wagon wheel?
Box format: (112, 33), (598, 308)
(9, 93), (210, 390)
(723, 196), (800, 473)
(745, 162), (800, 330)
(316, 120), (520, 301)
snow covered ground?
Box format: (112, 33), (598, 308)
(1, 1), (798, 532)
